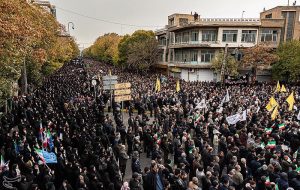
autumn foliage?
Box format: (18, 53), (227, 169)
(0, 0), (79, 104)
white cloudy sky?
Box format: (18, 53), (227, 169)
(48, 0), (293, 47)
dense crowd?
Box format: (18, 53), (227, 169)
(0, 58), (300, 190)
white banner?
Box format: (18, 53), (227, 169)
(196, 99), (207, 109)
(226, 110), (247, 124)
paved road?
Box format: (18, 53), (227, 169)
(105, 111), (154, 182)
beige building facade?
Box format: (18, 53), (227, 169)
(156, 6), (300, 82)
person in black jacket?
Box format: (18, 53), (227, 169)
(129, 172), (142, 190)
(144, 162), (164, 190)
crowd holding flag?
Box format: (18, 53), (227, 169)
(275, 81), (281, 93)
(267, 140), (276, 148)
(286, 91), (295, 111)
(280, 84), (287, 92)
(265, 176), (271, 185)
(34, 148), (57, 164)
(271, 105), (279, 120)
(155, 77), (161, 92)
(266, 97), (278, 112)
(1, 155), (5, 167)
(265, 127), (272, 135)
(35, 148), (45, 164)
(278, 123), (285, 130)
(176, 80), (180, 92)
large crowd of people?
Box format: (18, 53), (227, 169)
(0, 58), (299, 190)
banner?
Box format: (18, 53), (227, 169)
(42, 150), (57, 164)
(196, 99), (207, 109)
(226, 110), (247, 125)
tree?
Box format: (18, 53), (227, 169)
(0, 0), (79, 104)
(241, 45), (278, 80)
(84, 33), (121, 65)
(272, 40), (300, 81)
(118, 30), (159, 71)
(211, 50), (238, 76)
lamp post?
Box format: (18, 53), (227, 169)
(67, 22), (75, 34)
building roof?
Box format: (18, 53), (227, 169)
(261, 5), (300, 14)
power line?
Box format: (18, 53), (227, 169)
(56, 6), (164, 28)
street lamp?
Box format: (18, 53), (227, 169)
(67, 22), (75, 34)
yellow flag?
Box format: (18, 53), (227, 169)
(155, 78), (161, 92)
(176, 80), (180, 92)
(280, 84), (287, 93)
(266, 97), (279, 112)
(275, 81), (281, 93)
(271, 105), (279, 120)
(286, 91), (295, 111)
(109, 69), (112, 76)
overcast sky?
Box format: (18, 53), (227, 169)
(48, 0), (293, 48)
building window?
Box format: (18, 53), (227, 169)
(191, 31), (199, 42)
(191, 51), (198, 62)
(169, 18), (174, 26)
(175, 33), (182, 44)
(158, 37), (166, 46)
(202, 30), (217, 42)
(265, 14), (272, 19)
(241, 30), (257, 43)
(182, 32), (189, 43)
(160, 53), (164, 62)
(182, 51), (189, 62)
(260, 29), (278, 42)
(179, 18), (188, 26)
(222, 30), (238, 42)
(169, 32), (174, 44)
(201, 50), (215, 62)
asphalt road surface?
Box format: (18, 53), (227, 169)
(105, 111), (154, 183)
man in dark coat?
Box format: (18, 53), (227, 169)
(144, 162), (164, 190)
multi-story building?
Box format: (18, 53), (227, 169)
(27, 0), (56, 18)
(156, 5), (300, 82)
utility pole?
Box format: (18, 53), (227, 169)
(220, 44), (228, 85)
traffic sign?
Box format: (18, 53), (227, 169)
(103, 75), (118, 81)
(103, 85), (115, 90)
(103, 80), (118, 85)
(115, 95), (131, 102)
(115, 83), (131, 90)
(114, 89), (131, 96)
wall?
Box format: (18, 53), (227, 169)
(181, 69), (214, 81)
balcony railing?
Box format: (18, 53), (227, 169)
(199, 18), (260, 23)
(169, 41), (219, 45)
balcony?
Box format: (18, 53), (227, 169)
(169, 40), (218, 48)
(167, 62), (212, 69)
